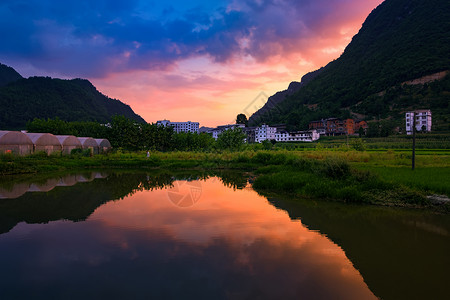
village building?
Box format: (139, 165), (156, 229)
(354, 120), (369, 134)
(157, 120), (200, 133)
(243, 127), (256, 143)
(406, 110), (432, 134)
(0, 131), (33, 155)
(275, 130), (320, 142)
(255, 124), (277, 143)
(211, 124), (245, 140)
(309, 118), (366, 136)
(25, 133), (62, 155)
(326, 118), (355, 135)
(56, 135), (82, 155)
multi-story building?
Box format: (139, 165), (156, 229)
(243, 127), (256, 143)
(255, 124), (276, 143)
(326, 118), (355, 136)
(310, 118), (358, 136)
(275, 130), (319, 142)
(309, 119), (327, 135)
(354, 120), (368, 134)
(406, 110), (432, 135)
(156, 120), (200, 134)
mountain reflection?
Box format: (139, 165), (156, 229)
(0, 177), (376, 300)
(0, 171), (248, 234)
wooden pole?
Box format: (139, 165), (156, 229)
(412, 112), (416, 171)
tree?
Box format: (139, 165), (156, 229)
(358, 126), (365, 137)
(236, 114), (248, 126)
(108, 115), (140, 150)
(216, 127), (247, 151)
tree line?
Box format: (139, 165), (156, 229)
(26, 116), (247, 151)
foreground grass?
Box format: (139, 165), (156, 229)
(1, 149), (449, 211)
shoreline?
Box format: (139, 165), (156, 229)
(1, 150), (449, 212)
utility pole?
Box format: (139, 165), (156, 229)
(412, 112), (416, 171)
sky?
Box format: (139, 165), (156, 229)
(0, 0), (384, 127)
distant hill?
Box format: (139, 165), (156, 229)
(250, 0), (450, 132)
(249, 67), (324, 126)
(0, 64), (145, 129)
(0, 63), (23, 87)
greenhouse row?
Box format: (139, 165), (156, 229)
(0, 172), (107, 199)
(0, 131), (111, 155)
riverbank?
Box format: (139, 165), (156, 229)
(1, 149), (449, 211)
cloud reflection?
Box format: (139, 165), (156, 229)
(0, 178), (376, 299)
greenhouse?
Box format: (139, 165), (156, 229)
(56, 135), (82, 155)
(0, 131), (33, 155)
(25, 133), (62, 155)
(0, 183), (30, 199)
(78, 137), (99, 155)
(57, 175), (78, 187)
(28, 178), (58, 193)
(95, 139), (112, 153)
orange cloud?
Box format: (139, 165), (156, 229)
(91, 0), (384, 127)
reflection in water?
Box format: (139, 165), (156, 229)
(268, 195), (450, 300)
(0, 172), (110, 199)
(0, 176), (376, 300)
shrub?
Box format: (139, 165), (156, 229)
(252, 152), (273, 164)
(70, 148), (83, 155)
(351, 138), (366, 151)
(315, 156), (351, 179)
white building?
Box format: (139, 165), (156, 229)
(255, 124), (276, 143)
(405, 110), (432, 135)
(157, 120), (200, 134)
(275, 130), (319, 142)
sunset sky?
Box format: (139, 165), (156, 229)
(0, 0), (384, 127)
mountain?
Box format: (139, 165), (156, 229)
(250, 0), (450, 132)
(0, 64), (145, 129)
(249, 67), (324, 126)
(0, 63), (23, 87)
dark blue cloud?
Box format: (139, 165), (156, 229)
(0, 0), (361, 78)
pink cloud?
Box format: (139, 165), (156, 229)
(89, 0), (385, 127)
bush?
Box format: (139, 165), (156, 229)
(315, 157), (351, 179)
(70, 148), (83, 155)
(351, 138), (366, 151)
(70, 148), (92, 157)
(252, 152), (273, 164)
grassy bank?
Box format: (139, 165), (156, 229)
(1, 149), (449, 211)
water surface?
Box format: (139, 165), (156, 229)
(0, 171), (449, 300)
(0, 172), (375, 299)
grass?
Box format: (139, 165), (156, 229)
(356, 166), (450, 196)
(1, 148), (449, 211)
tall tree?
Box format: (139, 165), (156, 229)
(236, 114), (248, 126)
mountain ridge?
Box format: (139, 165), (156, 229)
(249, 0), (450, 132)
(249, 67), (325, 125)
(0, 63), (23, 87)
(0, 64), (145, 129)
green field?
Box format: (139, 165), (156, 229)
(1, 145), (449, 211)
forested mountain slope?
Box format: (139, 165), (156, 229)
(250, 0), (450, 132)
(0, 65), (145, 129)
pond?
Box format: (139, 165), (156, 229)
(0, 171), (448, 300)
